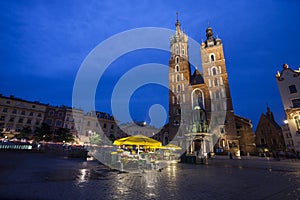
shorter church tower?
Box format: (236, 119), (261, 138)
(200, 27), (239, 153)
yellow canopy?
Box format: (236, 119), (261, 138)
(113, 134), (162, 147)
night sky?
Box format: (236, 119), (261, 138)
(1, 0), (300, 129)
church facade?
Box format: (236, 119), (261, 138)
(156, 17), (255, 159)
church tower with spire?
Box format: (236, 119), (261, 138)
(168, 13), (191, 145)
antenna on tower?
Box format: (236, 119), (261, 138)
(176, 11), (179, 22)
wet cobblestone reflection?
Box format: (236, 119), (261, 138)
(1, 152), (300, 199)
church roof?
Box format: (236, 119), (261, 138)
(190, 68), (205, 85)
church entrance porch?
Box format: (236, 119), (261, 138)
(182, 132), (214, 164)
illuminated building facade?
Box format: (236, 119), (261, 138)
(276, 64), (300, 152)
(0, 94), (46, 135)
(162, 16), (254, 159)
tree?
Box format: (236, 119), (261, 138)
(35, 123), (53, 141)
(89, 133), (102, 146)
(54, 128), (74, 143)
(15, 126), (32, 140)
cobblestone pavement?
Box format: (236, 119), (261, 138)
(0, 152), (300, 200)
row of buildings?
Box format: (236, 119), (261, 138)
(0, 94), (160, 144)
(0, 94), (127, 143)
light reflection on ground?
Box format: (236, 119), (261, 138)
(1, 152), (300, 199)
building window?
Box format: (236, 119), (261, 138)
(9, 117), (14, 122)
(18, 118), (23, 123)
(46, 119), (52, 126)
(111, 124), (114, 130)
(212, 67), (217, 76)
(27, 119), (32, 124)
(175, 65), (179, 72)
(210, 54), (215, 62)
(260, 138), (265, 145)
(103, 123), (107, 129)
(58, 112), (63, 117)
(21, 111), (25, 115)
(289, 85), (297, 94)
(12, 109), (17, 114)
(49, 110), (54, 116)
(3, 108), (8, 113)
(29, 112), (34, 116)
(271, 138), (277, 145)
(295, 116), (300, 131)
(292, 98), (300, 108)
(177, 95), (181, 104)
(220, 127), (224, 134)
(221, 89), (225, 98)
(32, 105), (36, 108)
(87, 121), (90, 126)
(214, 78), (218, 87)
(55, 120), (62, 127)
(0, 116), (5, 121)
(192, 89), (204, 109)
(177, 85), (181, 93)
(6, 101), (10, 104)
(220, 77), (223, 85)
(215, 90), (220, 99)
(176, 74), (180, 82)
(176, 56), (179, 63)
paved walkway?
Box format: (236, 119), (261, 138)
(0, 152), (300, 199)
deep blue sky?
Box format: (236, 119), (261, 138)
(1, 0), (300, 129)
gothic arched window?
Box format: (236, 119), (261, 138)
(192, 89), (204, 109)
(175, 65), (179, 72)
(215, 90), (220, 99)
(212, 67), (217, 75)
(177, 85), (181, 93)
(177, 95), (181, 104)
(214, 78), (218, 87)
(177, 74), (180, 82)
(210, 54), (215, 62)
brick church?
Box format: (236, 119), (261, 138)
(154, 16), (255, 158)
